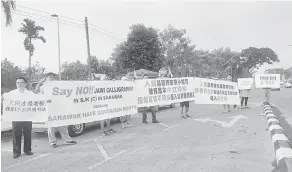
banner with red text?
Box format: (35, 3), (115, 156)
(44, 81), (137, 127)
(192, 77), (241, 105)
(135, 77), (195, 107)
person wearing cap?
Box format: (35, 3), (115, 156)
(35, 72), (77, 148)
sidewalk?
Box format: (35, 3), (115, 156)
(1, 121), (12, 132)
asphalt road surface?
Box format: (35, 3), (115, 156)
(3, 88), (290, 172)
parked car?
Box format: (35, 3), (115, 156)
(285, 79), (292, 88)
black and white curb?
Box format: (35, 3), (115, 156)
(263, 104), (292, 172)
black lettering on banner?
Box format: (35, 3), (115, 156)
(27, 108), (31, 112)
(161, 80), (166, 86)
(204, 82), (208, 87)
(158, 88), (162, 94)
(5, 107), (10, 111)
(172, 87), (177, 93)
(216, 84), (219, 88)
(220, 84), (222, 89)
(180, 93), (184, 99)
(167, 95), (171, 100)
(183, 93), (187, 98)
(217, 96), (221, 101)
(195, 88), (199, 93)
(27, 101), (33, 106)
(39, 101), (45, 106)
(144, 97), (149, 103)
(177, 93), (181, 99)
(210, 96), (213, 101)
(211, 83), (214, 88)
(163, 88), (167, 93)
(207, 83), (210, 87)
(185, 79), (188, 84)
(174, 79), (177, 85)
(167, 87), (172, 93)
(22, 108), (26, 112)
(145, 80), (150, 87)
(178, 79), (181, 85)
(153, 88), (158, 94)
(14, 101), (20, 106)
(166, 80), (170, 86)
(214, 96), (217, 101)
(138, 97), (143, 104)
(214, 84), (217, 88)
(149, 88), (153, 95)
(170, 80), (174, 86)
(157, 80), (161, 87)
(174, 94), (177, 99)
(151, 80), (157, 87)
(21, 101), (26, 106)
(153, 96), (158, 102)
(171, 94), (174, 100)
(149, 96), (153, 103)
(9, 101), (14, 106)
(32, 107), (36, 112)
(181, 79), (185, 85)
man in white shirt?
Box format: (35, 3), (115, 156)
(9, 77), (34, 158)
(35, 72), (76, 148)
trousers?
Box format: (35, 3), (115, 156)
(142, 106), (157, 122)
(12, 121), (32, 154)
(48, 126), (72, 145)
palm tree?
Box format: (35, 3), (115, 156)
(1, 0), (16, 26)
(18, 18), (46, 80)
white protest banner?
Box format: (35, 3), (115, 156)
(135, 77), (195, 107)
(44, 81), (137, 127)
(2, 90), (47, 122)
(192, 77), (241, 105)
(237, 78), (254, 90)
(255, 74), (280, 88)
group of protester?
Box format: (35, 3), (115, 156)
(6, 70), (271, 159)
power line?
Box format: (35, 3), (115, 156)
(89, 27), (123, 41)
(16, 4), (122, 38)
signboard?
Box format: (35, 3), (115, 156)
(192, 77), (241, 105)
(44, 81), (137, 127)
(237, 78), (254, 90)
(135, 77), (195, 107)
(255, 74), (280, 88)
(159, 68), (168, 77)
(2, 90), (47, 122)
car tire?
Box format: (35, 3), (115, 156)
(170, 103), (175, 108)
(68, 123), (85, 137)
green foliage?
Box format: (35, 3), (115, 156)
(111, 24), (164, 73)
(61, 61), (89, 80)
(1, 58), (24, 92)
(1, 0), (16, 26)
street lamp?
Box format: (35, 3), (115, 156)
(51, 14), (61, 80)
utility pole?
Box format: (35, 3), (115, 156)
(85, 17), (92, 80)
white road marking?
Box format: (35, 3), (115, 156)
(87, 150), (127, 170)
(159, 123), (169, 128)
(164, 124), (180, 132)
(93, 139), (110, 160)
(1, 149), (12, 152)
(193, 115), (248, 128)
(2, 153), (52, 171)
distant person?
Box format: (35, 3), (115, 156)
(8, 77), (34, 158)
(180, 101), (190, 119)
(240, 89), (251, 108)
(142, 75), (159, 124)
(223, 75), (232, 113)
(35, 72), (77, 148)
(100, 119), (116, 136)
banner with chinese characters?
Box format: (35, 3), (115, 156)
(44, 81), (137, 127)
(192, 77), (241, 105)
(135, 77), (195, 107)
(237, 78), (254, 90)
(255, 74), (280, 88)
(2, 91), (47, 122)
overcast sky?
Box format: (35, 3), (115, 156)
(1, 1), (292, 74)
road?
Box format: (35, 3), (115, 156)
(3, 88), (291, 172)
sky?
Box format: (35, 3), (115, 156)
(1, 0), (292, 74)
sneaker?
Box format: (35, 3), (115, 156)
(13, 153), (21, 159)
(24, 151), (33, 155)
(101, 131), (110, 136)
(108, 128), (116, 133)
(142, 121), (148, 124)
(65, 141), (77, 145)
(51, 143), (58, 148)
(185, 114), (191, 118)
(152, 120), (159, 123)
(181, 116), (187, 119)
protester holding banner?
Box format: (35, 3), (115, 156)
(120, 77), (133, 129)
(141, 75), (159, 124)
(8, 77), (34, 158)
(35, 72), (77, 148)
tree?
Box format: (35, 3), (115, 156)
(112, 24), (164, 72)
(24, 62), (46, 81)
(61, 60), (89, 80)
(1, 58), (24, 92)
(284, 67), (292, 80)
(1, 0), (16, 26)
(160, 25), (195, 77)
(18, 18), (46, 80)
